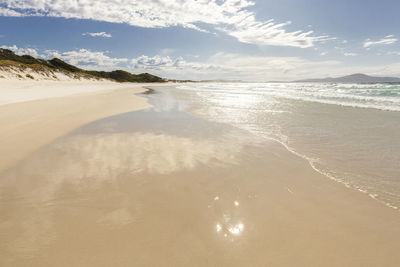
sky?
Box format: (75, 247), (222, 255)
(0, 0), (399, 81)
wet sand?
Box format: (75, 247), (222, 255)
(1, 87), (400, 266)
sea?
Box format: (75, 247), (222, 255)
(167, 82), (400, 210)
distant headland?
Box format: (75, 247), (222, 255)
(294, 73), (400, 83)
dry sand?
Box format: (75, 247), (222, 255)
(0, 80), (150, 106)
(1, 82), (400, 266)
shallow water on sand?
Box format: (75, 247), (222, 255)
(1, 89), (400, 266)
(173, 83), (400, 210)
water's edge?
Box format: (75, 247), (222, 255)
(152, 84), (400, 212)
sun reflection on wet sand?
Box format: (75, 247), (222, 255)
(229, 223), (244, 235)
(216, 222), (245, 237)
(212, 196), (245, 239)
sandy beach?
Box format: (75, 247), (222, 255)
(2, 1), (400, 265)
(1, 82), (400, 266)
(0, 80), (151, 173)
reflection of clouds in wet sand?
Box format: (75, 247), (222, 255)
(53, 132), (241, 177)
(150, 91), (188, 113)
(97, 208), (135, 226)
(1, 132), (242, 259)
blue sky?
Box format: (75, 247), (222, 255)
(0, 0), (399, 81)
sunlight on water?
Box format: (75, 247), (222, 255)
(179, 82), (400, 111)
(174, 82), (400, 210)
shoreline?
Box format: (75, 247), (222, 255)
(0, 81), (153, 173)
(164, 83), (400, 212)
(1, 82), (400, 266)
(265, 134), (400, 211)
(146, 85), (400, 215)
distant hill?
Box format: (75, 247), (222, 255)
(294, 73), (400, 83)
(0, 48), (166, 83)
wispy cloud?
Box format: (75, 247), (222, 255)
(82, 32), (112, 38)
(363, 35), (397, 48)
(387, 51), (400, 56)
(0, 0), (331, 48)
(220, 19), (333, 48)
(344, 52), (357, 57)
(159, 48), (176, 55)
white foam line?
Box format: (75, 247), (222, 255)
(263, 135), (400, 212)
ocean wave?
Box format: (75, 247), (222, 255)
(177, 83), (400, 112)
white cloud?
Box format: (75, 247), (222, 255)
(44, 49), (128, 70)
(363, 35), (397, 48)
(343, 52), (357, 57)
(1, 44), (129, 70)
(0, 45), (40, 57)
(0, 6), (24, 16)
(129, 53), (341, 81)
(131, 55), (219, 73)
(221, 19), (333, 48)
(82, 32), (112, 38)
(131, 55), (177, 70)
(1, 0), (331, 48)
